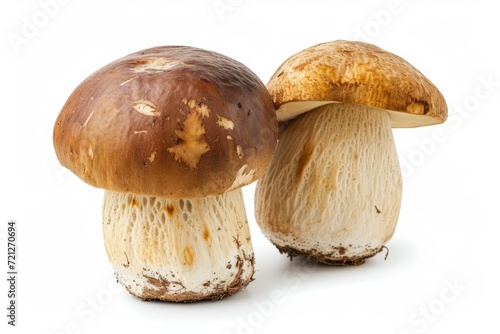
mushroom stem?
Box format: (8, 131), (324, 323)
(102, 188), (254, 301)
(255, 103), (403, 265)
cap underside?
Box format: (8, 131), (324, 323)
(277, 101), (444, 128)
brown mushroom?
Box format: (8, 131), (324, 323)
(53, 46), (277, 301)
(255, 40), (447, 265)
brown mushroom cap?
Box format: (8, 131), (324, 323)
(267, 40), (448, 128)
(53, 46), (277, 198)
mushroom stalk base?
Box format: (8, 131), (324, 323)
(102, 188), (254, 302)
(255, 103), (402, 265)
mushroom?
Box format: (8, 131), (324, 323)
(53, 46), (277, 301)
(255, 40), (447, 265)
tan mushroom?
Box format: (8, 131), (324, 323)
(255, 40), (447, 265)
(53, 46), (277, 301)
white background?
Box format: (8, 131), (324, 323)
(2, 0), (499, 333)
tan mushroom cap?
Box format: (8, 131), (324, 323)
(267, 40), (448, 128)
(53, 46), (277, 198)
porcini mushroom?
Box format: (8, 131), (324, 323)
(255, 40), (447, 265)
(53, 46), (277, 301)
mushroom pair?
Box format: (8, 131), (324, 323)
(54, 41), (447, 302)
(53, 46), (277, 301)
(255, 40), (447, 265)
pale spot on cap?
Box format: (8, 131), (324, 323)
(216, 115), (234, 130)
(133, 99), (160, 117)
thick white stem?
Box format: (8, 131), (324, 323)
(255, 103), (402, 264)
(102, 188), (254, 301)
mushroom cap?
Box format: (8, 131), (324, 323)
(267, 40), (447, 128)
(53, 46), (277, 198)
